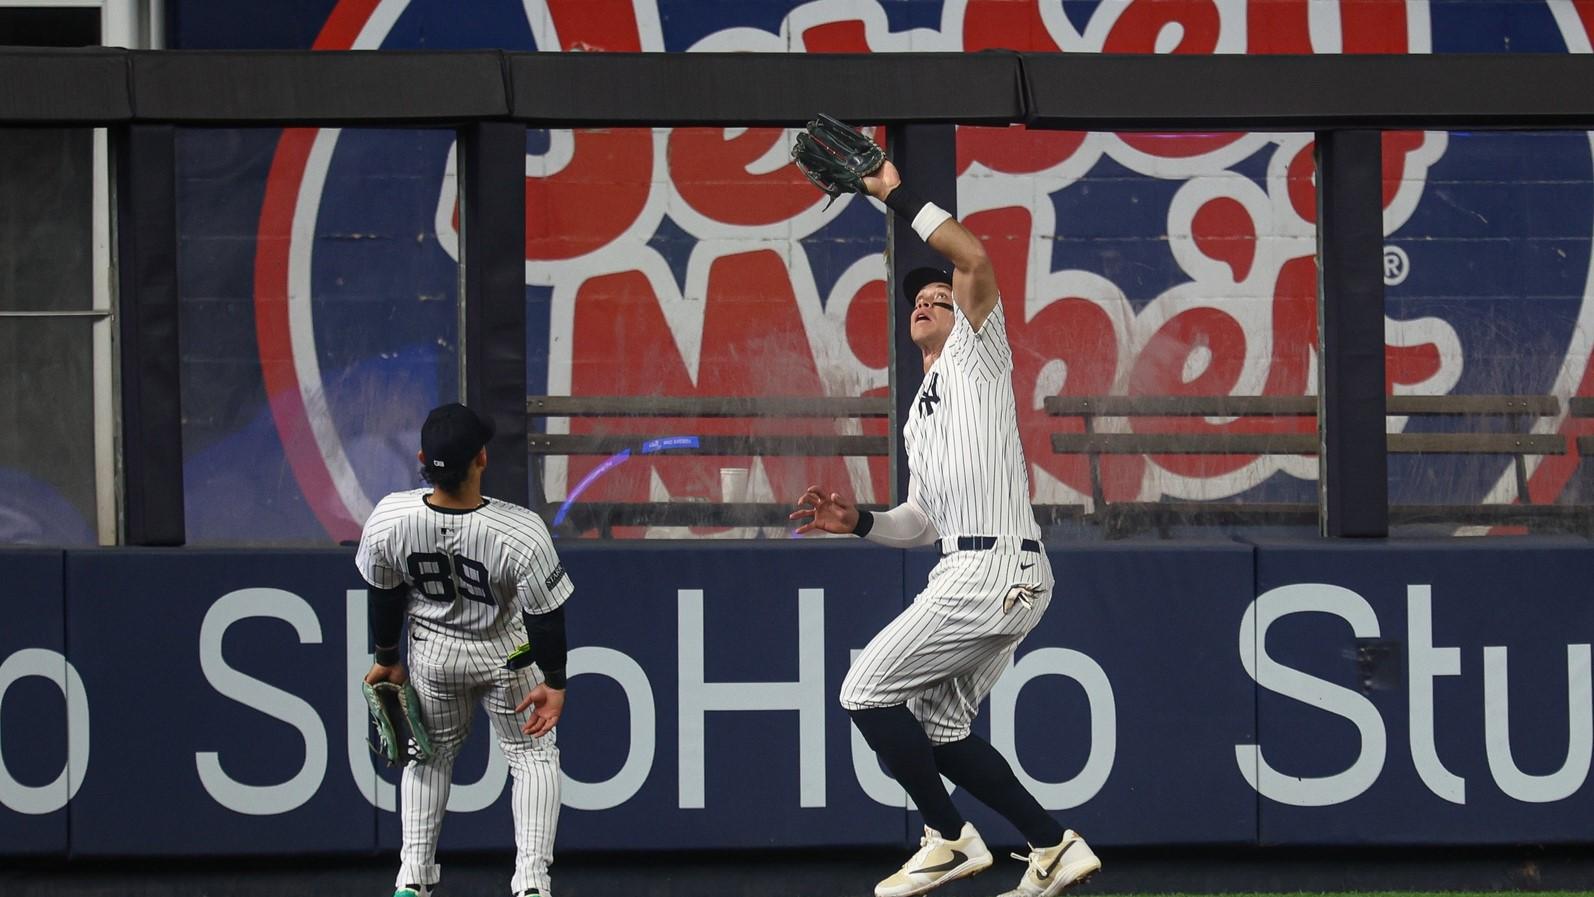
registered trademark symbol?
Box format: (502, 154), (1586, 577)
(1384, 245), (1410, 286)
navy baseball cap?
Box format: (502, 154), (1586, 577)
(901, 266), (953, 305)
(420, 403), (496, 471)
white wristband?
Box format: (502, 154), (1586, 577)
(911, 203), (952, 242)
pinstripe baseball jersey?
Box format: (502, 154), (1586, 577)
(903, 300), (1041, 541)
(355, 488), (572, 637)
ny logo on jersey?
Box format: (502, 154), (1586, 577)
(918, 372), (942, 418)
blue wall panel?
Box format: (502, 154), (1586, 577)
(393, 541), (911, 853)
(905, 542), (1260, 847)
(0, 550), (67, 855)
(1252, 538), (1594, 845)
(1, 540), (1591, 855)
(63, 550), (378, 855)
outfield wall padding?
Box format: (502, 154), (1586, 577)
(2, 539), (1589, 855)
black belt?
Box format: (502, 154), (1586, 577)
(943, 536), (1041, 556)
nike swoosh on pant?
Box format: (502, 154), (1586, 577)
(912, 849), (969, 875)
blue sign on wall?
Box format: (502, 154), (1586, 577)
(3, 540), (1593, 856)
(406, 541), (912, 853)
(904, 542), (1259, 847)
(1251, 538), (1594, 845)
(63, 550), (378, 855)
(0, 551), (68, 855)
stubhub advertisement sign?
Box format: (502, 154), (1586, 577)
(0, 540), (1589, 855)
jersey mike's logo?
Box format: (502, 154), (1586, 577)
(252, 0), (1594, 541)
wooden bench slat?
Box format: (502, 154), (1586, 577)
(1388, 433), (1566, 454)
(1096, 501), (1318, 525)
(1086, 501), (1589, 532)
(545, 501), (857, 529)
(1051, 433), (1320, 454)
(545, 502), (1089, 530)
(1389, 504), (1592, 525)
(1044, 394), (1558, 416)
(1045, 396), (1317, 416)
(1051, 432), (1566, 455)
(1388, 394), (1559, 415)
(528, 395), (891, 418)
(541, 499), (1589, 534)
(1569, 396), (1594, 417)
(528, 434), (889, 456)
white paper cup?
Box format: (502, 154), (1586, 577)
(720, 467), (750, 504)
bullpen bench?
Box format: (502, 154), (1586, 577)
(526, 394), (891, 536)
(1046, 394), (1583, 537)
(1566, 396), (1594, 456)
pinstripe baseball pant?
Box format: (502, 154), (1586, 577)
(399, 621), (560, 894)
(840, 540), (1055, 743)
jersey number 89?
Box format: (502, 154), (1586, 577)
(406, 552), (493, 606)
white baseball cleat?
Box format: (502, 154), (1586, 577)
(875, 822), (994, 897)
(997, 830), (1100, 897)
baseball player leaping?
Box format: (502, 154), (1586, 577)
(356, 403), (572, 897)
(791, 155), (1100, 897)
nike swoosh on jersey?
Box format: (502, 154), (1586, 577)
(912, 849), (969, 875)
(1019, 562), (1035, 570)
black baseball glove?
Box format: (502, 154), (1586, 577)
(790, 114), (884, 206)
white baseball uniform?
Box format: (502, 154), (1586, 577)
(840, 300), (1054, 743)
(356, 488), (573, 894)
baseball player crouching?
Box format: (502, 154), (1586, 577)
(791, 140), (1100, 897)
(357, 403), (572, 897)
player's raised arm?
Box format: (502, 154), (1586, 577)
(863, 159), (999, 331)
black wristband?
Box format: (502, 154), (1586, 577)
(853, 509), (874, 537)
(882, 183), (928, 222)
(543, 668), (568, 690)
(368, 585), (406, 664)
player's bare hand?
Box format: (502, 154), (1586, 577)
(789, 485), (860, 535)
(861, 158), (901, 202)
(364, 662), (407, 686)
(516, 683), (565, 737)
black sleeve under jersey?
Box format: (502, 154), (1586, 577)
(368, 584), (408, 665)
(521, 605), (568, 689)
